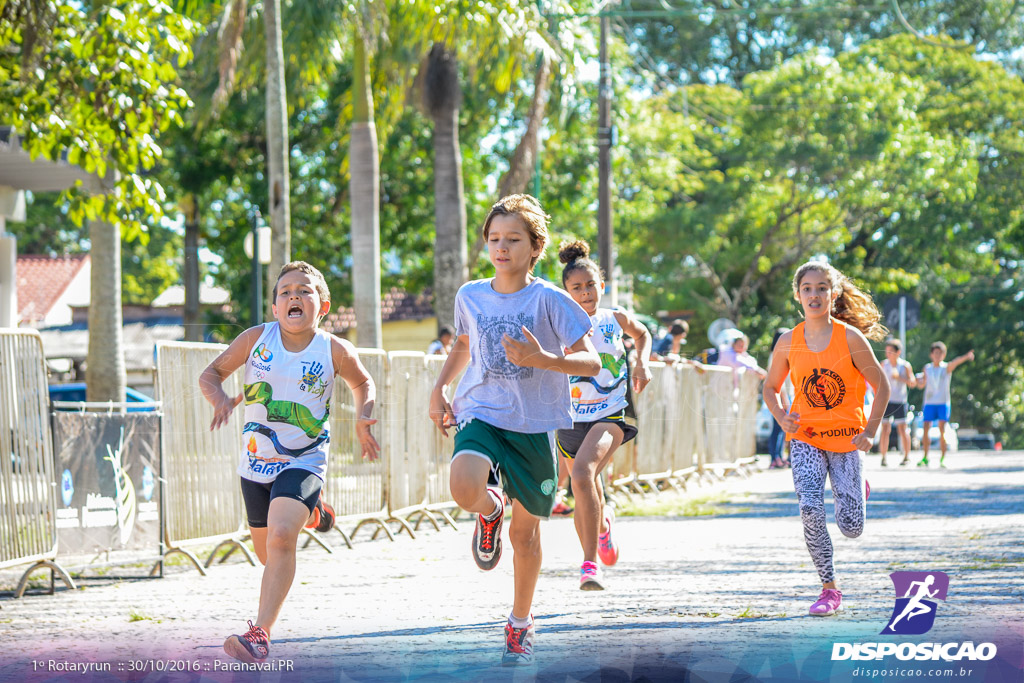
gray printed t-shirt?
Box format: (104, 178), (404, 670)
(453, 277), (593, 433)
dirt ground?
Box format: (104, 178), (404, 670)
(2, 450), (1022, 683)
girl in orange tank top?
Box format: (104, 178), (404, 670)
(787, 319), (868, 452)
(763, 261), (890, 618)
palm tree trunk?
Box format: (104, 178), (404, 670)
(426, 44), (466, 332)
(350, 29), (382, 348)
(86, 217), (126, 402)
(263, 0), (290, 316)
(467, 53), (552, 268)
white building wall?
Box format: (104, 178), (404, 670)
(43, 261), (91, 327)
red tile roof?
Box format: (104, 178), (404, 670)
(322, 287), (435, 334)
(16, 254), (89, 325)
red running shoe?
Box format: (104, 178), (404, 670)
(551, 500), (574, 516)
(502, 617), (535, 666)
(305, 495), (336, 533)
(223, 620), (270, 663)
(472, 488), (503, 571)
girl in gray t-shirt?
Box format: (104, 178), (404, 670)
(428, 194), (599, 667)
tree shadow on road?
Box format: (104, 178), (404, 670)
(704, 484), (1024, 521)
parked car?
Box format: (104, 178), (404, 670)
(755, 401), (774, 453)
(956, 430), (996, 451)
(49, 383), (157, 412)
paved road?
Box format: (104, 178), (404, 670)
(2, 451), (1022, 682)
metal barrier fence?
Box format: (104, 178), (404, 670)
(423, 354), (461, 523)
(0, 330), (74, 596)
(610, 363), (760, 499)
(382, 353), (458, 533)
(703, 367), (760, 474)
(156, 341), (255, 572)
(673, 364), (706, 476)
(153, 341), (760, 561)
(734, 370), (760, 464)
(2, 334), (759, 595)
(324, 349), (393, 543)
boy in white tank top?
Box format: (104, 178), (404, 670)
(879, 338), (916, 466)
(915, 341), (974, 467)
(200, 261), (379, 664)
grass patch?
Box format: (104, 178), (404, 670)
(736, 607), (785, 619)
(697, 611), (721, 618)
(961, 556), (1024, 570)
(616, 493), (739, 518)
(128, 609), (155, 623)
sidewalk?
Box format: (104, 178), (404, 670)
(3, 450), (1022, 682)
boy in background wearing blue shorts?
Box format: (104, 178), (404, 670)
(916, 341), (974, 467)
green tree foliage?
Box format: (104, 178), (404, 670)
(605, 35), (1023, 444)
(0, 0), (195, 240)
(835, 36), (1024, 444)
(617, 43), (975, 321)
(616, 0), (1024, 87)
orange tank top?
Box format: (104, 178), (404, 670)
(787, 320), (867, 452)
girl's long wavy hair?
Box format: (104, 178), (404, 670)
(792, 261), (887, 341)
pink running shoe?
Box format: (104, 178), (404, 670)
(809, 588), (843, 616)
(597, 508), (619, 566)
(865, 480), (871, 500)
(579, 561), (604, 591)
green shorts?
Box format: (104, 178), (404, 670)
(453, 418), (558, 519)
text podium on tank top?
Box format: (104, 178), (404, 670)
(786, 320), (867, 453)
(239, 322), (333, 483)
(569, 308), (629, 422)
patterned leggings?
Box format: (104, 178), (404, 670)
(790, 440), (866, 584)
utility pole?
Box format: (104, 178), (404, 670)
(183, 194), (200, 341)
(597, 11), (615, 305)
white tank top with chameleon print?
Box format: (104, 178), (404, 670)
(240, 322), (333, 483)
(569, 308), (629, 422)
